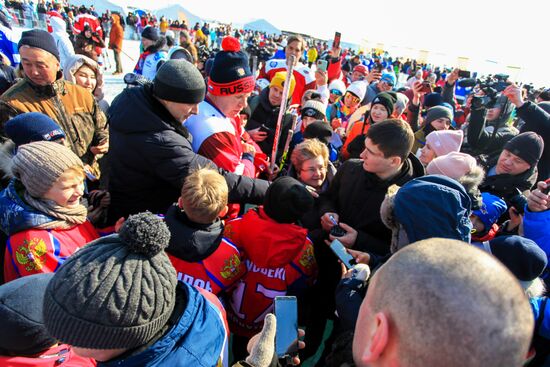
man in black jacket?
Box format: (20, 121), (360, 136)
(504, 83), (550, 181)
(245, 71), (295, 161)
(478, 131), (543, 206)
(319, 118), (424, 256)
(107, 60), (268, 224)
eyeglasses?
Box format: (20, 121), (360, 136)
(301, 166), (327, 174)
(330, 89), (343, 96)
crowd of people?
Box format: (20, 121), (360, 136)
(0, 1), (549, 367)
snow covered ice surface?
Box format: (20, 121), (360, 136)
(99, 39), (141, 104)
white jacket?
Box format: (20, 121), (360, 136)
(50, 16), (75, 67)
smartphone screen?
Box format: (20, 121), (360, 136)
(330, 239), (356, 269)
(275, 296), (298, 358)
(317, 59), (328, 72)
(333, 32), (341, 49)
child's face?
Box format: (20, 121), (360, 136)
(239, 113), (248, 128)
(470, 214), (485, 234)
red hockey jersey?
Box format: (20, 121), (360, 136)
(184, 98), (256, 178)
(4, 221), (100, 283)
(223, 207), (316, 337)
(168, 237), (246, 295)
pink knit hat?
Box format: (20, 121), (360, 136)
(425, 130), (464, 157)
(426, 152), (477, 180)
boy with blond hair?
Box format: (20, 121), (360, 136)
(165, 167), (246, 295)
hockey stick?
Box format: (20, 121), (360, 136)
(270, 54), (296, 171)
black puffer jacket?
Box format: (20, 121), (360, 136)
(107, 84), (268, 223)
(246, 87), (293, 159)
(165, 204), (224, 262)
(319, 154), (425, 255)
(479, 154), (538, 203)
(466, 105), (518, 161)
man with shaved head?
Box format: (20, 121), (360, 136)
(353, 238), (533, 367)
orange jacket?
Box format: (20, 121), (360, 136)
(109, 14), (124, 51)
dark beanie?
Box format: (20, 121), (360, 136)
(503, 132), (544, 167)
(424, 92), (444, 109)
(303, 120), (332, 145)
(5, 112), (65, 147)
(263, 176), (314, 224)
(18, 29), (60, 61)
(371, 92), (397, 116)
(153, 59), (206, 104)
(208, 37), (254, 96)
(489, 235), (547, 282)
(141, 26), (160, 41)
(43, 212), (178, 349)
(425, 105), (454, 126)
(0, 273), (55, 356)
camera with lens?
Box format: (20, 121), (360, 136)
(460, 74), (511, 109)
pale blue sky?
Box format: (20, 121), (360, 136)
(114, 0), (550, 85)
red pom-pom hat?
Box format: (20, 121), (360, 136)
(208, 37), (255, 96)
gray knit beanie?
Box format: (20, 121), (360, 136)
(153, 59), (205, 104)
(11, 141), (83, 198)
(425, 105), (454, 126)
(43, 212), (177, 349)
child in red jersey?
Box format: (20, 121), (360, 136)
(223, 176), (317, 360)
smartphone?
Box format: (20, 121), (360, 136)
(458, 70), (471, 78)
(316, 59), (328, 72)
(274, 296), (298, 359)
(330, 239), (356, 269)
(333, 32), (341, 49)
(420, 81), (433, 94)
(259, 124), (273, 133)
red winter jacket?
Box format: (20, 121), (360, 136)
(4, 221), (99, 283)
(223, 207), (316, 336)
(0, 344), (96, 367)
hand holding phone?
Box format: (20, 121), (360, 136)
(316, 59), (328, 72)
(274, 296), (298, 360)
(330, 239), (357, 269)
(527, 179), (550, 213)
(332, 32), (341, 50)
(328, 214), (347, 237)
(259, 124), (273, 134)
(420, 81), (433, 94)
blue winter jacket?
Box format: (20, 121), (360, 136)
(524, 208), (550, 259)
(99, 282), (227, 367)
(531, 297), (550, 339)
(0, 180), (56, 236)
